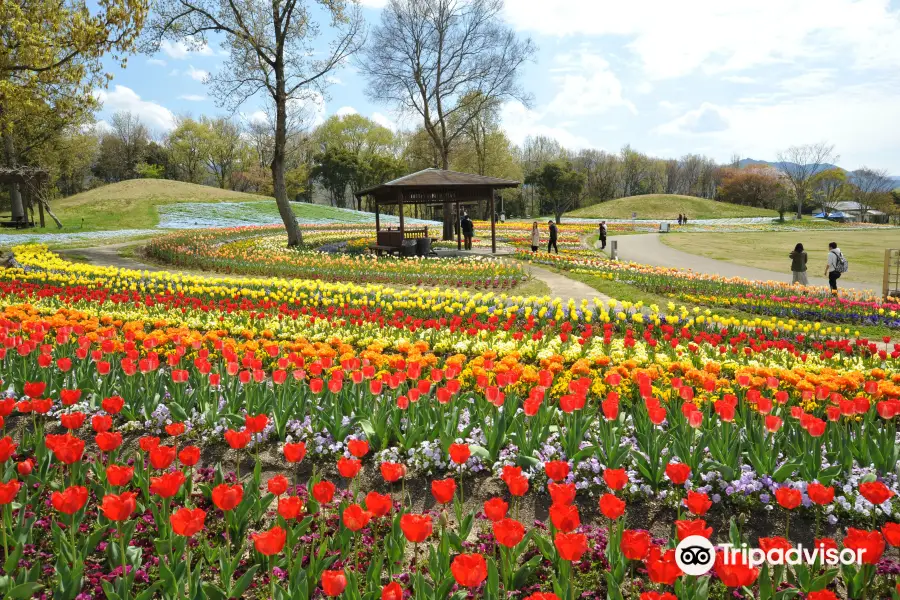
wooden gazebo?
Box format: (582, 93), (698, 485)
(355, 168), (520, 254)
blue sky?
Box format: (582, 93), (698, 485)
(96, 0), (900, 171)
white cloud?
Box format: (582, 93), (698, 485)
(371, 112), (398, 131)
(544, 51), (637, 117)
(179, 94), (206, 102)
(147, 58), (167, 67)
(357, 0), (388, 6)
(335, 106), (358, 117)
(186, 65), (208, 82)
(500, 101), (592, 150)
(325, 76), (344, 86)
(160, 37), (214, 60)
(723, 75), (757, 84)
(779, 69), (835, 93)
(503, 0), (900, 80)
(94, 85), (176, 131)
(657, 103), (729, 135)
(168, 69), (180, 77)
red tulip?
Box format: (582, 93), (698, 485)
(882, 523), (900, 547)
(0, 437), (17, 462)
(807, 483), (834, 505)
(685, 491), (712, 516)
(381, 582), (403, 600)
(484, 497), (509, 521)
(150, 471), (186, 498)
(758, 537), (792, 555)
(493, 518), (525, 547)
(548, 482), (576, 506)
(714, 550), (759, 588)
(549, 504), (580, 533)
(312, 480), (336, 504)
(347, 439), (369, 458)
(252, 525), (286, 556)
(101, 492), (137, 521)
(365, 491), (392, 517)
(106, 465), (134, 487)
(16, 459), (33, 477)
(51, 486), (89, 514)
(178, 446), (200, 467)
(431, 478), (456, 504)
(51, 434), (84, 464)
(321, 570), (347, 597)
(95, 431), (122, 453)
(23, 381), (45, 398)
(380, 462), (406, 483)
(603, 468), (628, 491)
(451, 553), (487, 588)
(101, 396), (124, 415)
(91, 414), (113, 433)
(224, 429), (251, 449)
(554, 532), (588, 561)
(59, 412), (86, 430)
(278, 496), (303, 520)
(506, 474), (529, 496)
(171, 507), (206, 537)
(448, 443), (471, 465)
(675, 519), (712, 541)
(283, 441), (307, 463)
(645, 546), (682, 585)
(267, 474), (289, 496)
(599, 494), (626, 520)
(859, 481), (895, 506)
(665, 462), (691, 486)
(620, 529), (651, 560)
(211, 483), (244, 511)
(149, 445), (177, 470)
(806, 591), (838, 600)
(775, 487), (802, 510)
(544, 460), (570, 482)
(843, 528), (885, 564)
(400, 513), (432, 543)
(337, 457), (361, 479)
(342, 504), (372, 532)
(0, 480), (20, 504)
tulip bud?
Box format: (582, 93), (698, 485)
(439, 510), (450, 530)
(17, 459), (34, 477)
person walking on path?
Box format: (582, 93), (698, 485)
(461, 212), (474, 250)
(825, 241), (847, 295)
(547, 220), (559, 254)
(598, 221), (607, 250)
(530, 222), (540, 252)
(683, 214), (688, 225)
(789, 243), (808, 285)
(677, 214), (683, 225)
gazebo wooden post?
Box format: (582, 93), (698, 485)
(374, 198), (380, 233)
(398, 190), (405, 236)
(490, 189), (497, 254)
(455, 199), (461, 250)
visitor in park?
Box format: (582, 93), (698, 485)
(530, 222), (540, 252)
(461, 212), (474, 250)
(598, 221), (607, 250)
(789, 243), (808, 285)
(677, 214), (683, 225)
(825, 241), (847, 295)
(683, 214), (688, 225)
(547, 220), (559, 254)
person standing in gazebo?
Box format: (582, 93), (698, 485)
(461, 212), (474, 250)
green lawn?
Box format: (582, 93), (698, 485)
(17, 179), (372, 233)
(567, 194), (778, 220)
(662, 229), (900, 285)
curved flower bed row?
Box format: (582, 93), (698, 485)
(145, 228), (526, 290)
(519, 251), (900, 329)
(1, 244), (900, 598)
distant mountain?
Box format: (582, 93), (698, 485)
(738, 158), (900, 183)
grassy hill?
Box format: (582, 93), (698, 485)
(567, 194), (779, 220)
(33, 179), (376, 233)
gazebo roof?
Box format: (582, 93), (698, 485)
(355, 168), (519, 198)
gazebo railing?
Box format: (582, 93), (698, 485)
(884, 249), (900, 301)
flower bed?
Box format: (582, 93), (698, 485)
(145, 227), (527, 290)
(519, 251), (900, 329)
(1, 245), (900, 598)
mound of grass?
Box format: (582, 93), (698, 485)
(25, 179), (379, 233)
(567, 194), (778, 220)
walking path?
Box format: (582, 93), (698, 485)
(525, 263), (613, 305)
(608, 233), (874, 293)
(63, 243), (161, 272)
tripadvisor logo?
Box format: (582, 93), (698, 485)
(675, 536), (866, 576)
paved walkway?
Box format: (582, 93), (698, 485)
(525, 263), (613, 305)
(62, 244), (162, 272)
(608, 233), (875, 293)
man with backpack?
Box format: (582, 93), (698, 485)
(825, 241), (848, 295)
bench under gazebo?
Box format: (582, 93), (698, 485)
(354, 168), (519, 255)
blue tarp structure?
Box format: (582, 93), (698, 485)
(813, 211), (847, 219)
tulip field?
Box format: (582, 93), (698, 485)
(2, 239), (900, 600)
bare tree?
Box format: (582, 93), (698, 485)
(360, 0), (535, 239)
(810, 168), (848, 217)
(144, 0), (364, 246)
(776, 142), (836, 219)
(852, 167), (894, 222)
(110, 111), (150, 179)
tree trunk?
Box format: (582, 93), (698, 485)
(272, 76), (303, 247)
(440, 149), (453, 240)
(796, 187), (804, 220)
(2, 134), (25, 221)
